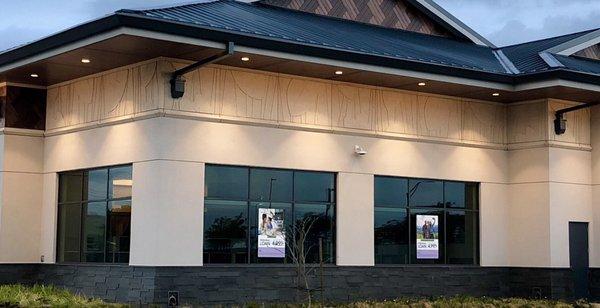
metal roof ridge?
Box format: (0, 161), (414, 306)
(498, 28), (598, 50)
(539, 52), (565, 68)
(492, 50), (520, 74)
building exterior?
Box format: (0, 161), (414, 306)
(0, 0), (599, 305)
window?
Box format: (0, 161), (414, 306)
(374, 176), (478, 265)
(204, 165), (335, 264)
(57, 165), (132, 263)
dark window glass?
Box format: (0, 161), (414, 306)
(375, 176), (479, 265)
(375, 177), (407, 207)
(57, 165), (132, 264)
(410, 209), (445, 264)
(106, 200), (131, 263)
(85, 169), (108, 201)
(57, 203), (81, 262)
(409, 180), (443, 207)
(374, 208), (408, 264)
(109, 166), (132, 199)
(446, 211), (477, 264)
(250, 169), (293, 202)
(203, 200), (248, 264)
(466, 183), (478, 210)
(294, 172), (334, 203)
(59, 173), (83, 203)
(294, 203), (334, 264)
(204, 165), (335, 264)
(205, 165), (248, 200)
(83, 202), (106, 262)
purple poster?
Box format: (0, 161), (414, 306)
(416, 214), (439, 259)
(258, 208), (285, 258)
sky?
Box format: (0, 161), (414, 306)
(0, 0), (599, 51)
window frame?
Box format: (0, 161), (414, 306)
(374, 175), (480, 266)
(56, 164), (132, 264)
(203, 164), (337, 265)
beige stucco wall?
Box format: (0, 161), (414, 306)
(337, 172), (374, 266)
(130, 160), (205, 266)
(38, 116), (511, 266)
(0, 134), (44, 262)
(0, 58), (596, 268)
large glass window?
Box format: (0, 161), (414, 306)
(375, 176), (478, 265)
(204, 165), (335, 264)
(57, 165), (132, 263)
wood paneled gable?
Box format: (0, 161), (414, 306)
(574, 44), (600, 61)
(260, 0), (454, 38)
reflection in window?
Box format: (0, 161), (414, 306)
(204, 201), (248, 264)
(204, 165), (336, 264)
(375, 177), (407, 207)
(409, 179), (443, 207)
(57, 165), (132, 264)
(375, 176), (479, 265)
(375, 208), (409, 264)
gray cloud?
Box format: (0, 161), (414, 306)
(436, 0), (600, 46)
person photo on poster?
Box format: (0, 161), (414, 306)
(416, 214), (439, 259)
(258, 208), (285, 258)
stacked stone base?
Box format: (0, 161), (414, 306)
(0, 264), (597, 305)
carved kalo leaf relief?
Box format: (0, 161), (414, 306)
(45, 59), (590, 148)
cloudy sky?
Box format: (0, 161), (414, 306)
(1, 0), (599, 51)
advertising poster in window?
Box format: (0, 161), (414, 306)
(416, 214), (439, 259)
(258, 208), (285, 258)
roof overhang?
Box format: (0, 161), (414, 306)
(1, 13), (600, 103)
(545, 28), (600, 56)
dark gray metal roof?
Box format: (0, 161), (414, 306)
(555, 54), (600, 75)
(121, 0), (509, 74)
(2, 0), (600, 87)
(499, 29), (598, 74)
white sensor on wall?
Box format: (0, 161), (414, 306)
(354, 145), (367, 156)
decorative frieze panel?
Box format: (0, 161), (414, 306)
(45, 58), (590, 150)
(506, 99), (590, 148)
(547, 99), (590, 146)
(462, 101), (506, 144)
(47, 61), (162, 130)
(278, 76), (332, 127)
(507, 101), (547, 144)
(165, 61), (507, 146)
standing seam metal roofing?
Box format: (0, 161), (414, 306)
(121, 0), (509, 74)
(499, 29), (598, 74)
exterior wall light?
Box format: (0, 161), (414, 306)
(418, 82), (426, 86)
(335, 70), (343, 75)
(492, 93), (500, 97)
(30, 74), (39, 78)
(354, 145), (367, 156)
(81, 58), (91, 63)
(241, 57), (250, 62)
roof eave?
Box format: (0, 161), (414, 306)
(3, 12), (600, 91)
(0, 14), (123, 67)
(113, 12), (512, 83)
